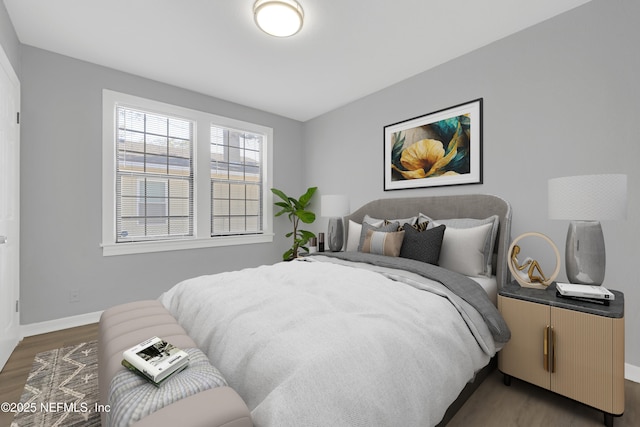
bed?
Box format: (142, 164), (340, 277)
(159, 193), (512, 427)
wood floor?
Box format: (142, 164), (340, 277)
(448, 369), (640, 427)
(0, 323), (98, 427)
(0, 323), (638, 427)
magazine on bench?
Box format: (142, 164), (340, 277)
(123, 336), (189, 384)
(121, 358), (188, 387)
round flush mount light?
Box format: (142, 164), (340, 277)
(253, 0), (304, 37)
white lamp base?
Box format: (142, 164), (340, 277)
(565, 220), (605, 285)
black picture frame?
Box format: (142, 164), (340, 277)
(384, 98), (483, 191)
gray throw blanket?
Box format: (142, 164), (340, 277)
(307, 251), (511, 343)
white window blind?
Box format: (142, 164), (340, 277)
(102, 90), (274, 256)
(116, 106), (194, 242)
(211, 125), (263, 236)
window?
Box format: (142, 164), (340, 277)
(211, 126), (263, 236)
(102, 90), (273, 256)
(116, 107), (193, 242)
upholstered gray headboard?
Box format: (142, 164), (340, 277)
(344, 194), (512, 289)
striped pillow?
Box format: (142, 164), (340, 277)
(361, 229), (405, 257)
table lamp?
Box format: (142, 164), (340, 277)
(321, 195), (350, 252)
(548, 174), (627, 285)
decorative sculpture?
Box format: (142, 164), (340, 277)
(507, 232), (561, 289)
(511, 245), (549, 284)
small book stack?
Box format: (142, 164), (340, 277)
(556, 282), (615, 306)
(122, 336), (189, 386)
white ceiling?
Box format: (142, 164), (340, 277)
(4, 0), (591, 122)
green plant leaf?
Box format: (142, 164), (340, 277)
(299, 230), (316, 240)
(283, 248), (294, 260)
(271, 188), (290, 203)
(299, 187), (317, 207)
(296, 210), (316, 224)
(274, 201), (291, 209)
(290, 198), (303, 210)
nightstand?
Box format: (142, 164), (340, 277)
(498, 281), (624, 427)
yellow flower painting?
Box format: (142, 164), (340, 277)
(384, 99), (482, 190)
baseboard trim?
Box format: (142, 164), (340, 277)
(626, 363), (640, 384)
(20, 311), (103, 339)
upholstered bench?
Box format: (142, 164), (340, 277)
(99, 300), (252, 427)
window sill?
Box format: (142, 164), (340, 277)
(101, 233), (274, 256)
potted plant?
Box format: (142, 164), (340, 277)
(272, 186), (317, 260)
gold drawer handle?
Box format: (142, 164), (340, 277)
(550, 326), (555, 373)
(543, 325), (549, 372)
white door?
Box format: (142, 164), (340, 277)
(0, 43), (20, 372)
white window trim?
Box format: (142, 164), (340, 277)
(101, 90), (273, 256)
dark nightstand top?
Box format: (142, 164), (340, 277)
(500, 281), (624, 318)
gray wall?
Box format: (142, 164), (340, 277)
(305, 0), (640, 367)
(19, 46), (305, 323)
(0, 0), (20, 75)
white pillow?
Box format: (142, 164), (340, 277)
(419, 214), (499, 276)
(438, 223), (493, 276)
(345, 220), (363, 251)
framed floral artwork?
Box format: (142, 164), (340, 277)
(384, 98), (483, 191)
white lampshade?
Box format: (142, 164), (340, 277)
(321, 195), (350, 217)
(253, 0), (304, 37)
(548, 174), (627, 221)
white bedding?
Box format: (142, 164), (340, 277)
(159, 258), (497, 427)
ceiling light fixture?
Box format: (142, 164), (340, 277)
(253, 0), (304, 37)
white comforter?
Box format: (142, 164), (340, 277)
(159, 258), (495, 427)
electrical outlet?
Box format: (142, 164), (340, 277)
(69, 289), (80, 303)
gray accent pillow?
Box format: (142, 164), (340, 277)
(357, 221), (399, 251)
(419, 214), (499, 276)
(399, 224), (446, 265)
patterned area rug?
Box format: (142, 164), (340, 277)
(11, 341), (101, 427)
